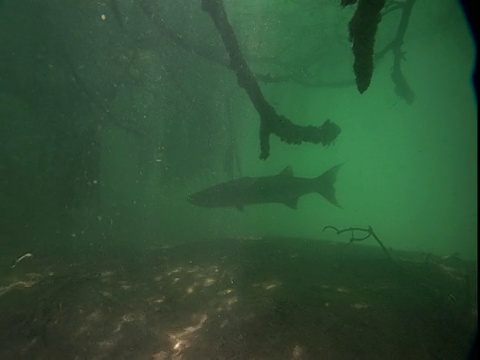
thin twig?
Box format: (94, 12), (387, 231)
(323, 225), (394, 262)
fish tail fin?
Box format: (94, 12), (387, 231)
(316, 164), (342, 208)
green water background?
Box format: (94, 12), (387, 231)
(0, 0), (476, 260)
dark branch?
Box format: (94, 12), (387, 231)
(347, 0), (386, 93)
(201, 0), (341, 160)
(378, 0), (416, 103)
(324, 225), (394, 262)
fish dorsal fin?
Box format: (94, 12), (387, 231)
(279, 166), (293, 177)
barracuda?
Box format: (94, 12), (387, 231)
(188, 164), (342, 210)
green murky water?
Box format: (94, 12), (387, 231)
(0, 0), (476, 358)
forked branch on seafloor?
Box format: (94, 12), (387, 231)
(323, 225), (394, 261)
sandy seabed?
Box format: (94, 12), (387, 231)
(0, 236), (477, 359)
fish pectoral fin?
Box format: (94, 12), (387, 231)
(283, 198), (298, 209)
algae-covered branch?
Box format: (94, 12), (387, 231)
(345, 0), (386, 93)
(201, 0), (341, 160)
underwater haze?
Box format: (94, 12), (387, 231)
(0, 0), (477, 359)
(0, 0), (476, 258)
